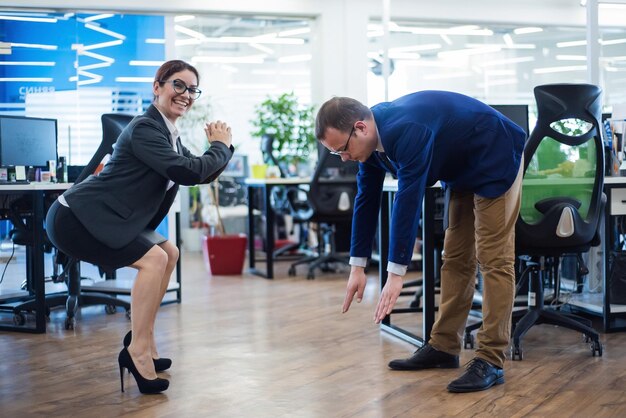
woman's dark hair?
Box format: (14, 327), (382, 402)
(315, 96), (373, 140)
(153, 60), (200, 101)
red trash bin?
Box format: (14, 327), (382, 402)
(202, 234), (247, 275)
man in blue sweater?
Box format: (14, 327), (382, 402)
(316, 91), (526, 393)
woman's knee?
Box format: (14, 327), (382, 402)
(159, 241), (179, 266)
(134, 246), (169, 272)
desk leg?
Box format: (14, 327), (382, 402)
(422, 188), (436, 342)
(603, 186), (611, 332)
(247, 185), (256, 271)
(264, 185), (275, 279)
(379, 190), (424, 346)
(32, 191), (46, 333)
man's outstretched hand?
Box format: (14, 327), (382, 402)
(342, 267), (367, 313)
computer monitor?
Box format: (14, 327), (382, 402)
(0, 115), (58, 167)
(490, 104), (530, 135)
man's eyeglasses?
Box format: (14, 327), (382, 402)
(329, 125), (355, 156)
(159, 79), (202, 100)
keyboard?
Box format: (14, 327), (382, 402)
(0, 180), (30, 185)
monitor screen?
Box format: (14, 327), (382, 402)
(490, 104), (530, 135)
(0, 115), (57, 167)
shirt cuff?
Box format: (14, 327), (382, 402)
(387, 261), (408, 276)
(349, 257), (368, 268)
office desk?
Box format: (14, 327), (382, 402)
(379, 179), (440, 346)
(0, 182), (71, 333)
(245, 177), (310, 279)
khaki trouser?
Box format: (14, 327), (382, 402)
(429, 158), (524, 368)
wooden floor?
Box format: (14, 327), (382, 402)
(1, 252), (626, 418)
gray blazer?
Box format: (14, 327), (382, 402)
(63, 105), (233, 249)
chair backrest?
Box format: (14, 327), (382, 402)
(260, 134), (287, 178)
(516, 83), (605, 255)
(308, 148), (358, 222)
(75, 113), (135, 184)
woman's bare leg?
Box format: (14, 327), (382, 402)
(127, 245), (168, 379)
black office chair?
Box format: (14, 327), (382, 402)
(288, 148), (358, 279)
(508, 83), (605, 359)
(11, 113), (135, 330)
(260, 134), (313, 257)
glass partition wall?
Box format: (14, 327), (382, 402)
(366, 20), (626, 126)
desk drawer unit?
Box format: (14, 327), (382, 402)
(611, 188), (626, 215)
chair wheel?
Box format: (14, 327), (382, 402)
(105, 304), (117, 314)
(306, 272), (315, 280)
(409, 298), (421, 309)
(13, 313), (26, 326)
(512, 346), (523, 361)
(591, 341), (603, 357)
(65, 317), (75, 330)
(288, 266), (296, 276)
(464, 332), (475, 349)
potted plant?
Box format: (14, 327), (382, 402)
(250, 91), (316, 177)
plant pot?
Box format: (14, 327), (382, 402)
(202, 233), (247, 275)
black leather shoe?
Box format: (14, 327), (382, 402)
(447, 357), (504, 393)
(388, 344), (460, 371)
(123, 330), (172, 372)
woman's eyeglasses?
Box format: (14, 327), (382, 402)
(159, 79), (202, 100)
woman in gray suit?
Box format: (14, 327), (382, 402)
(46, 60), (234, 394)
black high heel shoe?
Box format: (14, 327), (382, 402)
(118, 348), (169, 394)
(123, 330), (172, 372)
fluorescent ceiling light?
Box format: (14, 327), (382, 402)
(175, 25), (205, 39)
(466, 43), (535, 49)
(115, 77), (155, 82)
(557, 40), (587, 48)
(77, 62), (113, 71)
(423, 71), (473, 80)
(389, 44), (442, 53)
(174, 15), (195, 23)
(388, 52), (421, 60)
(219, 36), (304, 45)
(80, 40), (123, 51)
(129, 60), (164, 66)
(277, 54), (311, 63)
(402, 26), (494, 36)
(83, 14), (114, 22)
(484, 69), (516, 76)
(277, 27), (310, 37)
(145, 38), (166, 44)
(191, 55), (265, 64)
(556, 55), (587, 61)
(480, 56), (535, 66)
(0, 15), (57, 23)
(0, 61), (55, 66)
(175, 38), (201, 46)
(533, 65), (587, 74)
(0, 77), (53, 82)
(513, 27), (543, 35)
(602, 38), (626, 46)
(249, 43), (275, 55)
(85, 23), (126, 40)
(438, 46), (501, 58)
(502, 34), (514, 47)
(440, 34), (453, 45)
(10, 42), (58, 50)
